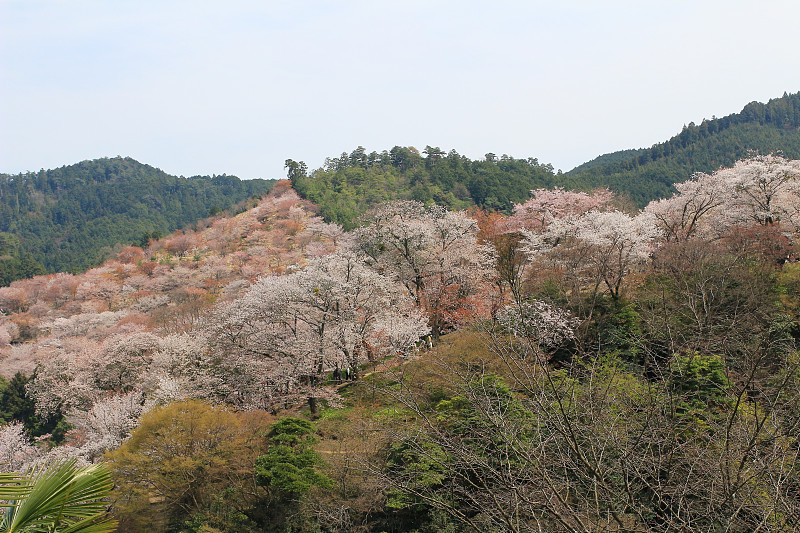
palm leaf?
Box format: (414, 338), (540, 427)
(0, 460), (117, 533)
(0, 472), (31, 500)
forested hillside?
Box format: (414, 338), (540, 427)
(0, 233), (46, 286)
(2, 155), (800, 531)
(284, 93), (800, 229)
(565, 91), (800, 204)
(286, 146), (558, 228)
(4, 92), (798, 285)
(0, 157), (273, 281)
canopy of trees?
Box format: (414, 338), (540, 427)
(287, 146), (558, 228)
(0, 157), (274, 283)
(566, 91), (800, 205)
(2, 153), (800, 531)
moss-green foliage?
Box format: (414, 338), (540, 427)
(566, 92), (800, 206)
(108, 400), (273, 533)
(592, 298), (643, 364)
(669, 353), (733, 420)
(0, 157), (274, 282)
(288, 146), (557, 229)
(384, 439), (451, 511)
(254, 417), (333, 499)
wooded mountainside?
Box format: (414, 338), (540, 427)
(2, 92), (799, 286)
(286, 146), (558, 228)
(283, 92), (800, 230)
(3, 93), (800, 532)
(564, 91), (800, 204)
(0, 157), (273, 281)
(2, 153), (800, 531)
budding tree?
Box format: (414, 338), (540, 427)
(376, 326), (800, 532)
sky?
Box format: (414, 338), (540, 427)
(2, 0), (800, 180)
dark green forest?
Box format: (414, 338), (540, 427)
(286, 92), (800, 227)
(0, 232), (46, 286)
(565, 91), (800, 204)
(0, 157), (273, 282)
(286, 147), (559, 228)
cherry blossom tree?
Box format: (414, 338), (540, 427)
(0, 422), (38, 472)
(644, 170), (727, 241)
(116, 246), (146, 264)
(28, 348), (103, 419)
(163, 231), (201, 257)
(352, 201), (495, 336)
(91, 332), (161, 393)
(508, 187), (615, 232)
(468, 188), (617, 309)
(40, 273), (80, 309)
(472, 209), (528, 308)
(496, 300), (577, 351)
(716, 154), (800, 230)
(0, 321), (19, 348)
(0, 287), (28, 314)
(72, 391), (145, 461)
(305, 217), (345, 245)
(146, 332), (222, 402)
(645, 155), (800, 242)
(210, 251), (429, 409)
(27, 331), (158, 421)
(524, 210), (661, 301)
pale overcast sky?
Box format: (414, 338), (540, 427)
(2, 0), (799, 179)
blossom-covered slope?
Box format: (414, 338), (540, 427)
(0, 178), (493, 466)
(2, 156), (800, 532)
(0, 181), (333, 376)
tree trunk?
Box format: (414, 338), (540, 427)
(307, 395), (317, 414)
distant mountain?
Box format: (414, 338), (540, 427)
(0, 157), (273, 282)
(567, 148), (649, 175)
(564, 91), (800, 205)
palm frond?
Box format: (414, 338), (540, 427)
(0, 472), (31, 500)
(0, 460), (117, 533)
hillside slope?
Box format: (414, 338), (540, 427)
(0, 157), (274, 281)
(565, 91), (800, 204)
(2, 163), (800, 530)
(0, 180), (332, 378)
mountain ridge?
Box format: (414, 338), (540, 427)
(4, 91), (800, 284)
(0, 157), (274, 282)
(563, 91), (800, 203)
